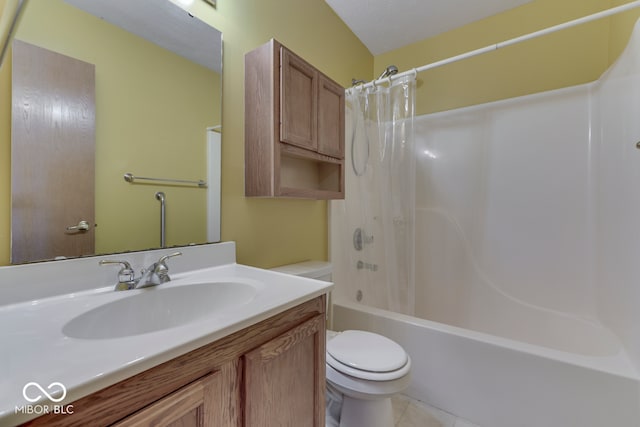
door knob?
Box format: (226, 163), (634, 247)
(66, 220), (90, 232)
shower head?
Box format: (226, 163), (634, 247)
(377, 65), (398, 80)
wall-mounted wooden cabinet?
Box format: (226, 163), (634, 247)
(245, 39), (345, 199)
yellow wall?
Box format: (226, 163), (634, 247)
(374, 0), (640, 115)
(0, 0), (17, 48)
(170, 0), (373, 268)
(610, 0), (640, 61)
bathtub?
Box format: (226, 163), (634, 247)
(332, 297), (640, 427)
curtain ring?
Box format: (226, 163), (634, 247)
(412, 68), (418, 80)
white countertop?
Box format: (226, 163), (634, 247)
(0, 243), (332, 426)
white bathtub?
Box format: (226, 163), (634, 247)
(332, 298), (640, 427)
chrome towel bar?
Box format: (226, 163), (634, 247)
(124, 173), (207, 188)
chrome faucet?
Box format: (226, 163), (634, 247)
(100, 251), (182, 291)
(137, 252), (182, 288)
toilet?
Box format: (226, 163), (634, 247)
(271, 261), (411, 427)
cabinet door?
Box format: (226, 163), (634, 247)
(113, 363), (239, 427)
(317, 74), (345, 159)
(244, 314), (325, 427)
(280, 47), (318, 151)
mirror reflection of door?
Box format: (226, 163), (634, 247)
(11, 39), (96, 264)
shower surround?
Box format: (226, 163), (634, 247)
(331, 20), (640, 427)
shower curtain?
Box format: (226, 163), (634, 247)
(331, 75), (416, 315)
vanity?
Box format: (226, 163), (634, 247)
(0, 242), (332, 426)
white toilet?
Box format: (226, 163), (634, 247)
(271, 261), (412, 427)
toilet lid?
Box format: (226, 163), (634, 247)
(326, 330), (408, 373)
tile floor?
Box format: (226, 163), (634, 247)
(392, 395), (481, 427)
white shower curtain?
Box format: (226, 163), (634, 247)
(331, 75), (416, 315)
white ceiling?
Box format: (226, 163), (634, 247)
(64, 0), (222, 73)
(325, 0), (533, 55)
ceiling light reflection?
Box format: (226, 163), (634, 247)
(422, 149), (438, 159)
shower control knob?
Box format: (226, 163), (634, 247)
(353, 228), (374, 251)
(354, 228), (364, 251)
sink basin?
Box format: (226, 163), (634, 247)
(62, 282), (257, 339)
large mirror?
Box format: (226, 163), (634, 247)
(1, 0), (222, 265)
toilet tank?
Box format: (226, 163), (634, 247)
(270, 260), (332, 282)
(270, 260), (334, 331)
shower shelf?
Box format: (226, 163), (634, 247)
(244, 39), (345, 199)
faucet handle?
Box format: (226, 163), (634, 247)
(99, 259), (136, 291)
(155, 251), (182, 283)
(158, 251), (182, 266)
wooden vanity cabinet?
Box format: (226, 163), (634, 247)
(244, 314), (325, 426)
(112, 370), (231, 427)
(245, 39), (345, 199)
(24, 296), (326, 427)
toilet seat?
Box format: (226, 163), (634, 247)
(326, 330), (410, 381)
(327, 352), (411, 381)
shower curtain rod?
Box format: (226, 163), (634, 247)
(353, 0), (640, 91)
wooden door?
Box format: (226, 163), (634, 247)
(280, 47), (317, 151)
(244, 314), (325, 427)
(113, 372), (228, 427)
(11, 39), (95, 263)
(317, 74), (345, 159)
